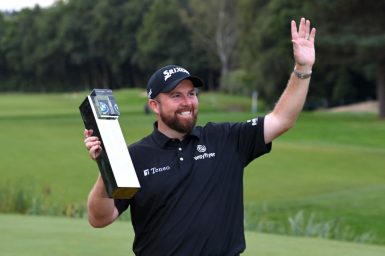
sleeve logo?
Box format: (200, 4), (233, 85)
(247, 117), (258, 126)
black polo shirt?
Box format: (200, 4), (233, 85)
(115, 117), (271, 256)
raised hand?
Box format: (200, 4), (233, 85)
(291, 17), (316, 69)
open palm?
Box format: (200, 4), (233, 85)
(291, 18), (316, 67)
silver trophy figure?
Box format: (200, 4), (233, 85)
(79, 89), (140, 199)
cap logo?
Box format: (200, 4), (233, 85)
(163, 67), (190, 81)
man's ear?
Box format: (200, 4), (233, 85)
(148, 100), (159, 114)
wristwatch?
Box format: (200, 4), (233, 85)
(293, 69), (312, 79)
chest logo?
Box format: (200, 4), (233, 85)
(197, 145), (206, 153)
(143, 165), (171, 177)
(194, 144), (215, 161)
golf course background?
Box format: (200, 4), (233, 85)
(2, 214), (385, 256)
(0, 89), (384, 255)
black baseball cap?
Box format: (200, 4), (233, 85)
(146, 65), (203, 99)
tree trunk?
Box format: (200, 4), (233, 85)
(215, 0), (237, 90)
(377, 62), (385, 119)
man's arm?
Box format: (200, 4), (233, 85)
(84, 129), (119, 227)
(264, 17), (316, 143)
(87, 175), (120, 228)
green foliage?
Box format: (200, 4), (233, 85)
(180, 0), (222, 69)
(0, 179), (86, 218)
(134, 0), (202, 73)
(287, 210), (376, 244)
(303, 0), (384, 112)
(244, 205), (378, 244)
(220, 69), (255, 96)
(0, 0), (383, 115)
(238, 0), (305, 102)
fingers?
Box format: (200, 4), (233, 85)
(291, 17), (316, 41)
(84, 129), (93, 138)
(298, 17), (307, 38)
(83, 129), (102, 160)
(84, 129), (98, 147)
(84, 136), (101, 148)
(305, 19), (310, 39)
(309, 27), (316, 43)
(89, 144), (102, 160)
(291, 20), (298, 41)
(291, 17), (307, 39)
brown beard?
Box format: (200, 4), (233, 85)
(159, 110), (197, 134)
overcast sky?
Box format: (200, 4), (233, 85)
(0, 0), (56, 11)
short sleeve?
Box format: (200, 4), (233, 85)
(231, 116), (272, 165)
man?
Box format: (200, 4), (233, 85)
(84, 17), (316, 255)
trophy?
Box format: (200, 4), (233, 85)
(79, 89), (140, 199)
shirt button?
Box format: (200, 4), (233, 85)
(179, 157), (184, 161)
(178, 147), (182, 151)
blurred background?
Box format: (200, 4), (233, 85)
(0, 0), (384, 117)
(1, 1), (384, 255)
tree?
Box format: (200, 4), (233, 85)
(1, 8), (45, 91)
(135, 0), (192, 72)
(53, 0), (151, 89)
(0, 13), (8, 81)
(118, 0), (154, 87)
(86, 0), (153, 88)
(237, 0), (303, 104)
(307, 0), (385, 118)
(237, 0), (383, 115)
(181, 0), (238, 90)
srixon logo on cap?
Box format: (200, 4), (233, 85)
(163, 67), (190, 81)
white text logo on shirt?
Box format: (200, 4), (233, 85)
(194, 144), (216, 160)
(143, 165), (171, 177)
(247, 117), (259, 126)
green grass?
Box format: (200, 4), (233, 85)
(0, 89), (384, 245)
(1, 214), (385, 256)
(241, 112), (385, 243)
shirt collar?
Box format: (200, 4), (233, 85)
(151, 122), (200, 148)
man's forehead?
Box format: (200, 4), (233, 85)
(168, 79), (195, 92)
